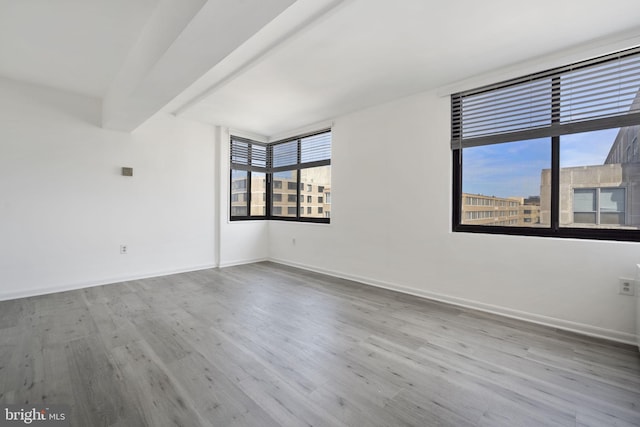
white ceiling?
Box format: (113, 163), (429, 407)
(2, 0), (640, 136)
(177, 0), (640, 136)
(0, 0), (159, 98)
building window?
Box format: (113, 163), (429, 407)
(318, 186), (324, 193)
(452, 47), (640, 241)
(318, 196), (323, 203)
(230, 169), (266, 219)
(326, 192), (331, 204)
(307, 207), (312, 214)
(230, 130), (331, 223)
(573, 188), (625, 225)
(318, 207), (323, 214)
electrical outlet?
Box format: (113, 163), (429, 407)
(120, 245), (128, 255)
(619, 278), (635, 296)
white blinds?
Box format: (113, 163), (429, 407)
(230, 137), (268, 171)
(452, 47), (640, 149)
(231, 130), (331, 172)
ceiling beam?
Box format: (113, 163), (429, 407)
(102, 0), (297, 132)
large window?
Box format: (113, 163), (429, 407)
(230, 130), (331, 223)
(452, 47), (640, 241)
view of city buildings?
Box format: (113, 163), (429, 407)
(463, 123), (640, 229)
(540, 124), (640, 229)
(462, 194), (541, 226)
(231, 166), (331, 219)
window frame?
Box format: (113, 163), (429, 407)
(452, 47), (640, 242)
(230, 130), (331, 224)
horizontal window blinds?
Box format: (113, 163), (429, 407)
(230, 137), (268, 171)
(452, 47), (640, 149)
(272, 140), (298, 168)
(301, 132), (332, 163)
(231, 130), (331, 172)
(271, 129), (331, 172)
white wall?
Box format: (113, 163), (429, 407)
(2, 73), (636, 344)
(268, 89), (640, 344)
(0, 78), (216, 300)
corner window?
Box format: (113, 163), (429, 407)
(230, 130), (331, 223)
(452, 47), (640, 241)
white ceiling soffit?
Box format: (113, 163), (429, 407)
(102, 0), (298, 132)
(0, 0), (159, 99)
(176, 0), (640, 137)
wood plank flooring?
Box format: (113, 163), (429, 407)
(0, 261), (639, 426)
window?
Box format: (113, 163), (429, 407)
(230, 170), (249, 217)
(573, 188), (625, 226)
(326, 192), (331, 204)
(230, 130), (331, 223)
(452, 47), (640, 241)
(318, 196), (323, 203)
(271, 171), (296, 217)
(318, 207), (323, 214)
(230, 139), (267, 219)
(307, 207), (312, 214)
(318, 186), (325, 193)
(300, 166), (331, 219)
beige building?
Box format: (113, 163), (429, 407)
(231, 170), (331, 219)
(461, 193), (540, 226)
(540, 125), (640, 229)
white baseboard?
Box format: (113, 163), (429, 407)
(218, 257), (268, 268)
(0, 263), (217, 302)
(269, 258), (637, 346)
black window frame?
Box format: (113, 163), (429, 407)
(230, 130), (331, 224)
(452, 47), (640, 242)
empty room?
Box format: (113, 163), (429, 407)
(1, 0), (640, 426)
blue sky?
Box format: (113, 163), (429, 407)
(462, 128), (620, 198)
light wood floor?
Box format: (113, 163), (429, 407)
(0, 262), (639, 426)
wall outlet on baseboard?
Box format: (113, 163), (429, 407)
(619, 278), (635, 296)
(120, 245), (128, 255)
